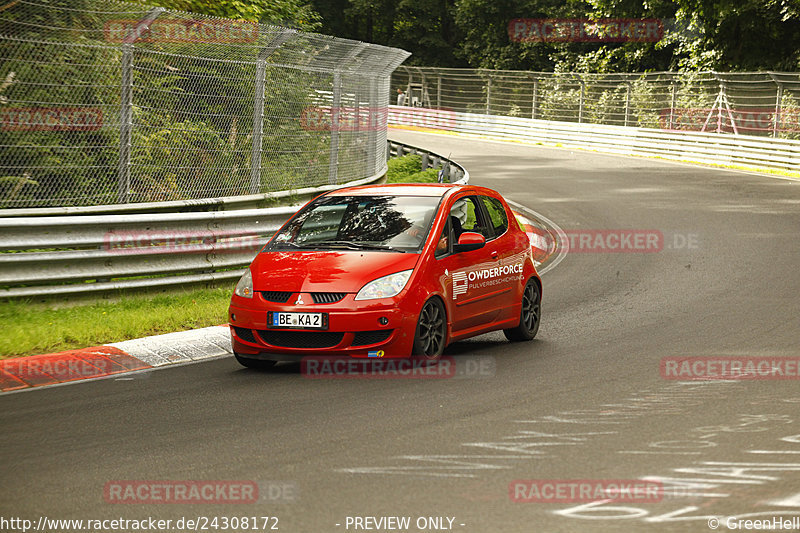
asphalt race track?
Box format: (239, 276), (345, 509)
(2, 130), (800, 533)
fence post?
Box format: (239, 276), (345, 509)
(531, 77), (538, 119)
(328, 70), (343, 185)
(577, 76), (585, 124)
(437, 74), (442, 108)
(669, 83), (677, 130)
(117, 7), (164, 204)
(774, 84), (783, 138)
(486, 74), (492, 115)
(420, 71), (427, 107)
(250, 58), (266, 194)
(329, 43), (366, 185)
(250, 28), (296, 194)
(367, 76), (378, 176)
(624, 82), (632, 127)
(118, 44), (133, 204)
(770, 73), (783, 138)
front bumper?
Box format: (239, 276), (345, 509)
(229, 294), (417, 358)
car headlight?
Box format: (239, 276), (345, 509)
(355, 269), (413, 300)
(234, 268), (254, 298)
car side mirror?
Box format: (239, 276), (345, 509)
(454, 231), (486, 253)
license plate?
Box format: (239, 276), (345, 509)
(270, 311), (327, 329)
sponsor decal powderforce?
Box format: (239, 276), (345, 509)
(452, 263), (524, 300)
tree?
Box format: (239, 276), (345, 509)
(141, 0), (321, 28)
(588, 0), (800, 71)
(310, 0), (800, 72)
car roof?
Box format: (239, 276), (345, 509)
(327, 183), (472, 198)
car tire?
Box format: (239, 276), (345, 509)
(503, 278), (540, 342)
(234, 353), (277, 370)
(412, 298), (447, 360)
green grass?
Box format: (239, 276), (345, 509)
(0, 286), (233, 359)
(386, 154), (441, 183)
(1, 153), (440, 359)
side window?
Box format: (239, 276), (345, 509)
(481, 196), (508, 237)
(434, 218), (451, 258)
(450, 196), (492, 240)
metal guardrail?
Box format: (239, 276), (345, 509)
(0, 143), (468, 299)
(391, 67), (800, 139)
(388, 106), (800, 171)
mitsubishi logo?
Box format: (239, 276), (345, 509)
(295, 295), (305, 305)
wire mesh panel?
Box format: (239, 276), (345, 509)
(391, 67), (800, 140)
(0, 0), (409, 208)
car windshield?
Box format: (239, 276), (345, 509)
(268, 195), (441, 253)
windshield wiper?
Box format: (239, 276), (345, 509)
(302, 240), (406, 252)
(272, 241), (303, 249)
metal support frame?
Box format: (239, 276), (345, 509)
(774, 84), (784, 139)
(250, 28), (297, 194)
(328, 43), (367, 185)
(669, 83), (677, 130)
(769, 72), (783, 138)
(702, 75), (738, 134)
(328, 71), (343, 185)
(367, 77), (378, 175)
(485, 74), (492, 115)
(117, 7), (165, 204)
(624, 82), (632, 127)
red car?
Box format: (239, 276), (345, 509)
(229, 183), (541, 368)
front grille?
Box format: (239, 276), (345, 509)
(311, 292), (346, 304)
(257, 330), (344, 349)
(261, 291), (292, 303)
(351, 329), (393, 346)
(232, 326), (256, 343)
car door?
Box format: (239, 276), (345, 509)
(434, 195), (502, 333)
(479, 194), (525, 323)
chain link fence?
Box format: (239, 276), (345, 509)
(0, 0), (409, 208)
(392, 67), (800, 140)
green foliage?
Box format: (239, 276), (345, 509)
(539, 78), (581, 121)
(777, 92), (800, 140)
(313, 0), (800, 72)
(386, 154), (440, 183)
(312, 0), (461, 66)
(142, 0), (321, 29)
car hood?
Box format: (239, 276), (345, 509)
(250, 250), (420, 293)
